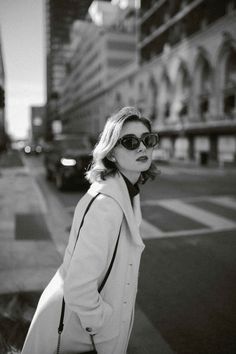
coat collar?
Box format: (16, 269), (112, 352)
(88, 172), (144, 247)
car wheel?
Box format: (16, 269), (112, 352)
(55, 170), (66, 191)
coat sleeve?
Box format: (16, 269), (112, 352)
(64, 193), (123, 335)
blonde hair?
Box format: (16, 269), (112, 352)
(86, 106), (158, 184)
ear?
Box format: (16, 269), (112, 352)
(107, 153), (116, 163)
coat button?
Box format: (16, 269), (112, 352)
(86, 327), (93, 332)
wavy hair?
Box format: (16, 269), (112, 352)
(85, 106), (158, 184)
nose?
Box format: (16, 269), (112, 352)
(137, 141), (147, 152)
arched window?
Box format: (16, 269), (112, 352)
(146, 75), (158, 121)
(223, 48), (236, 118)
(159, 70), (171, 121)
(173, 62), (190, 122)
(217, 34), (236, 119)
(194, 54), (212, 121)
(137, 81), (145, 114)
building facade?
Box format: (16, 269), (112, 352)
(45, 0), (95, 139)
(138, 0), (236, 166)
(0, 31), (6, 152)
(58, 1), (138, 136)
(55, 0), (236, 166)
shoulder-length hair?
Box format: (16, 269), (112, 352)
(86, 106), (158, 184)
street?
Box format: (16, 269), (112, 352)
(23, 154), (236, 354)
(1, 1), (236, 353)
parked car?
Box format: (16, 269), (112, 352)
(152, 147), (170, 164)
(44, 134), (92, 190)
(24, 143), (42, 155)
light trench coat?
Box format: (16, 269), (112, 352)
(21, 172), (145, 354)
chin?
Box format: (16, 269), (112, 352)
(140, 161), (151, 171)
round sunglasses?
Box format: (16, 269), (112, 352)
(116, 133), (159, 150)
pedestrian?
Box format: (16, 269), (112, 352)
(21, 106), (159, 354)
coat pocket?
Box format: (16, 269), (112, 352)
(92, 308), (120, 343)
(62, 307), (120, 346)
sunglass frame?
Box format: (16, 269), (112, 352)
(117, 133), (159, 150)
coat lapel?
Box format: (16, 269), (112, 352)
(89, 173), (144, 247)
(133, 194), (142, 228)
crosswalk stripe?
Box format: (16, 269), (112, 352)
(208, 196), (236, 211)
(157, 200), (236, 230)
(140, 219), (163, 239)
(65, 196), (236, 240)
(142, 200), (162, 206)
(141, 226), (231, 239)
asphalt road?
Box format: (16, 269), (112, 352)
(27, 155), (236, 354)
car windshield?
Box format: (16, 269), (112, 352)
(57, 138), (91, 150)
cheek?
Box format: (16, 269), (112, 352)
(149, 149), (154, 159)
(114, 149), (134, 166)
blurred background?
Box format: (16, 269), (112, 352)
(0, 0), (236, 165)
(0, 1), (236, 353)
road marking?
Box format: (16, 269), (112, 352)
(142, 200), (162, 206)
(140, 219), (163, 239)
(208, 196), (236, 211)
(142, 195), (236, 206)
(54, 194), (236, 240)
(141, 226), (233, 239)
(157, 200), (236, 230)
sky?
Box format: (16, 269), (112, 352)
(0, 0), (45, 139)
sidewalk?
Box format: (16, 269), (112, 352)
(0, 151), (62, 352)
(0, 152), (62, 295)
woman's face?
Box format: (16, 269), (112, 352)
(112, 121), (154, 184)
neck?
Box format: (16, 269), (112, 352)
(119, 170), (140, 184)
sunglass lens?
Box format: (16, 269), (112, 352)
(122, 137), (139, 150)
(144, 134), (158, 148)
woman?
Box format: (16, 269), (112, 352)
(21, 106), (158, 354)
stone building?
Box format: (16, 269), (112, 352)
(137, 0), (236, 166)
(0, 30), (6, 152)
(45, 0), (95, 139)
(57, 0), (236, 166)
(58, 0), (138, 136)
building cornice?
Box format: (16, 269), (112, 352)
(139, 0), (204, 49)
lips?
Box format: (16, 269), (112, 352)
(136, 156), (148, 162)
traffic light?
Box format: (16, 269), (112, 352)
(0, 86), (5, 108)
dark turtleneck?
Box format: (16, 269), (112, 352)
(121, 173), (140, 206)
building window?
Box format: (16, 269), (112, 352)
(196, 57), (212, 121)
(173, 63), (190, 122)
(159, 71), (171, 121)
(114, 92), (123, 110)
(164, 102), (170, 118)
(107, 40), (136, 51)
(223, 48), (236, 118)
(147, 75), (158, 121)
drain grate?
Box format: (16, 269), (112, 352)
(15, 213), (51, 240)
